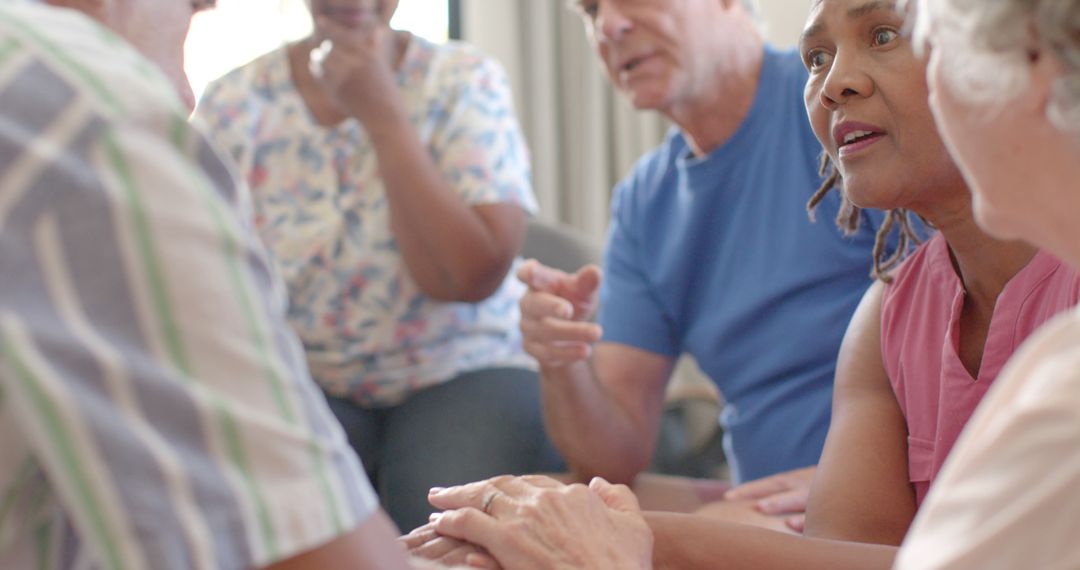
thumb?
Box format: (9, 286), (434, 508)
(589, 477), (641, 513)
(517, 259), (568, 292)
(571, 265), (602, 301)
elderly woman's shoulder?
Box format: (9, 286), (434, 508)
(421, 37), (510, 84)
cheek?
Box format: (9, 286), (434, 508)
(804, 85), (833, 156)
(596, 44), (617, 79)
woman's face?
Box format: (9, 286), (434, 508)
(924, 36), (1060, 243)
(307, 0), (399, 30)
(801, 0), (961, 213)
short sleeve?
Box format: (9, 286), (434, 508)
(428, 48), (537, 214)
(596, 181), (679, 358)
(0, 68), (377, 569)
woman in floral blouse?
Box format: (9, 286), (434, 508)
(195, 0), (560, 532)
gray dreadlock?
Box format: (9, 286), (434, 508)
(806, 153), (924, 282)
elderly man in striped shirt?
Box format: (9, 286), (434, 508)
(0, 0), (432, 568)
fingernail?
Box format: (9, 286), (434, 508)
(429, 512), (443, 523)
(429, 487), (445, 495)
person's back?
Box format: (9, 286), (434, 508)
(0, 2), (411, 568)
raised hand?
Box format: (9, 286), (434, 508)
(308, 13), (403, 129)
(516, 259), (604, 368)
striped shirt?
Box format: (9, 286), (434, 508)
(0, 2), (377, 569)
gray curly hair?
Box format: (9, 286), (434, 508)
(913, 0), (1080, 136)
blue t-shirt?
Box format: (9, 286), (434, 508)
(599, 47), (883, 483)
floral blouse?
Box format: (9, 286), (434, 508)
(195, 36), (538, 407)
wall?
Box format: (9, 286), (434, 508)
(757, 0), (812, 47)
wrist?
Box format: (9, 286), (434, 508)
(356, 101), (410, 140)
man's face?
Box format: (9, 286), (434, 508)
(79, 0), (208, 110)
(573, 0), (715, 111)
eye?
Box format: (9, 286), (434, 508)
(805, 49), (834, 71)
(578, 0), (599, 19)
(872, 27), (899, 47)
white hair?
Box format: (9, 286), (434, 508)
(913, 0), (1080, 135)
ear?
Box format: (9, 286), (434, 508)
(1026, 47), (1067, 119)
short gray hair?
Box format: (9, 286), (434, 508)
(914, 0), (1080, 135)
(565, 0), (759, 19)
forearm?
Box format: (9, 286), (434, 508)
(540, 360), (655, 484)
(646, 513), (897, 570)
(366, 111), (517, 302)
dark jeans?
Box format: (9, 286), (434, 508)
(326, 366), (564, 533)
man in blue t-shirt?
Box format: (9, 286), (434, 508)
(517, 0), (883, 526)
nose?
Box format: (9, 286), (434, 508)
(819, 51), (874, 110)
(595, 2), (632, 43)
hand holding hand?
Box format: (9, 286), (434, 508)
(400, 524), (500, 569)
(427, 475), (653, 570)
(723, 465), (817, 532)
(516, 260), (604, 368)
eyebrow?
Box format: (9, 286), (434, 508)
(849, 0), (895, 19)
(799, 1), (898, 46)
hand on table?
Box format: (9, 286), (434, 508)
(516, 260), (603, 368)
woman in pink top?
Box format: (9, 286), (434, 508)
(799, 0), (1080, 546)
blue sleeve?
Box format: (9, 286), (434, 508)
(596, 182), (679, 358)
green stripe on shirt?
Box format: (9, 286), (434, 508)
(171, 116), (346, 535)
(2, 334), (124, 570)
(0, 8), (121, 113)
(102, 127), (281, 558)
(0, 37), (22, 67)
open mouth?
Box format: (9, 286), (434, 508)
(840, 130), (885, 147)
(833, 121), (887, 155)
(621, 55), (650, 73)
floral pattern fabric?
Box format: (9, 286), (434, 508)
(196, 36), (537, 407)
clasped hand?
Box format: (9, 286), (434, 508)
(401, 475), (654, 570)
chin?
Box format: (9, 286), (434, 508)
(839, 175), (901, 212)
(972, 197), (1023, 241)
(625, 90), (669, 111)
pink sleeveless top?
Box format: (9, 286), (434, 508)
(881, 234), (1080, 506)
